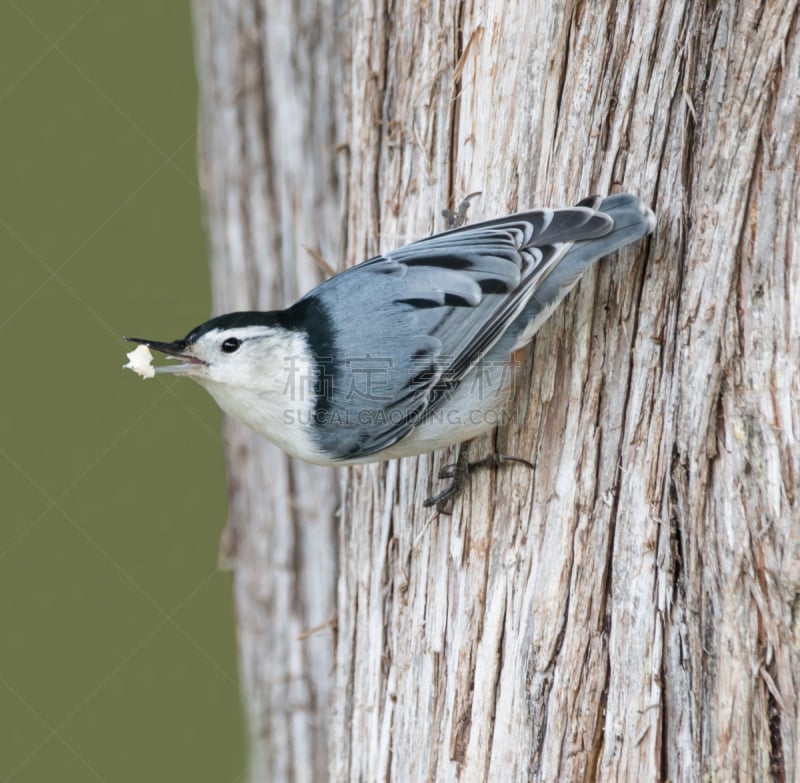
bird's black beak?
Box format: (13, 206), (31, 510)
(124, 337), (206, 372)
(125, 336), (189, 358)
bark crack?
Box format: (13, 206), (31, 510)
(373, 0), (392, 245)
(767, 667), (786, 783)
(583, 667), (610, 783)
(445, 0), (467, 207)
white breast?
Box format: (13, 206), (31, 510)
(198, 330), (328, 463)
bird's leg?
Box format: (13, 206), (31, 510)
(441, 191), (482, 230)
(423, 448), (534, 514)
(424, 449), (471, 513)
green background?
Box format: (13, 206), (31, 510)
(1, 2), (245, 780)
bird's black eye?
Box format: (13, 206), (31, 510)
(221, 337), (241, 354)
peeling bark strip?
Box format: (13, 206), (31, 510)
(192, 0), (800, 781)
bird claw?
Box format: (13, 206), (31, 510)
(441, 192), (482, 230)
(423, 450), (534, 514)
(422, 486), (458, 515)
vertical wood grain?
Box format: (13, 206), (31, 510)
(192, 0), (800, 779)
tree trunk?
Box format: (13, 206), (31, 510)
(191, 2), (343, 781)
(193, 0), (800, 781)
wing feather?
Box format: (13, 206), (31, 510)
(308, 205), (617, 459)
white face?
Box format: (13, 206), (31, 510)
(149, 323), (323, 461)
(157, 325), (311, 393)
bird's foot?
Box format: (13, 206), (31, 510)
(423, 449), (534, 514)
(441, 191), (482, 230)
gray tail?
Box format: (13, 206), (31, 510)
(576, 193), (657, 257)
(513, 193), (656, 346)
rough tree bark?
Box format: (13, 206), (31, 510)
(192, 1), (800, 781)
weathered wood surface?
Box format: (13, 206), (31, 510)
(334, 2), (800, 781)
(193, 0), (800, 780)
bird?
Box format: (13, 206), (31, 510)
(126, 193), (655, 510)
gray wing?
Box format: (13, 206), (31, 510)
(310, 204), (615, 460)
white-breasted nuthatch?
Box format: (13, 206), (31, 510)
(126, 194), (655, 507)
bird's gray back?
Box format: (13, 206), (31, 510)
(302, 196), (654, 460)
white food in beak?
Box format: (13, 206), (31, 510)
(123, 344), (155, 379)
